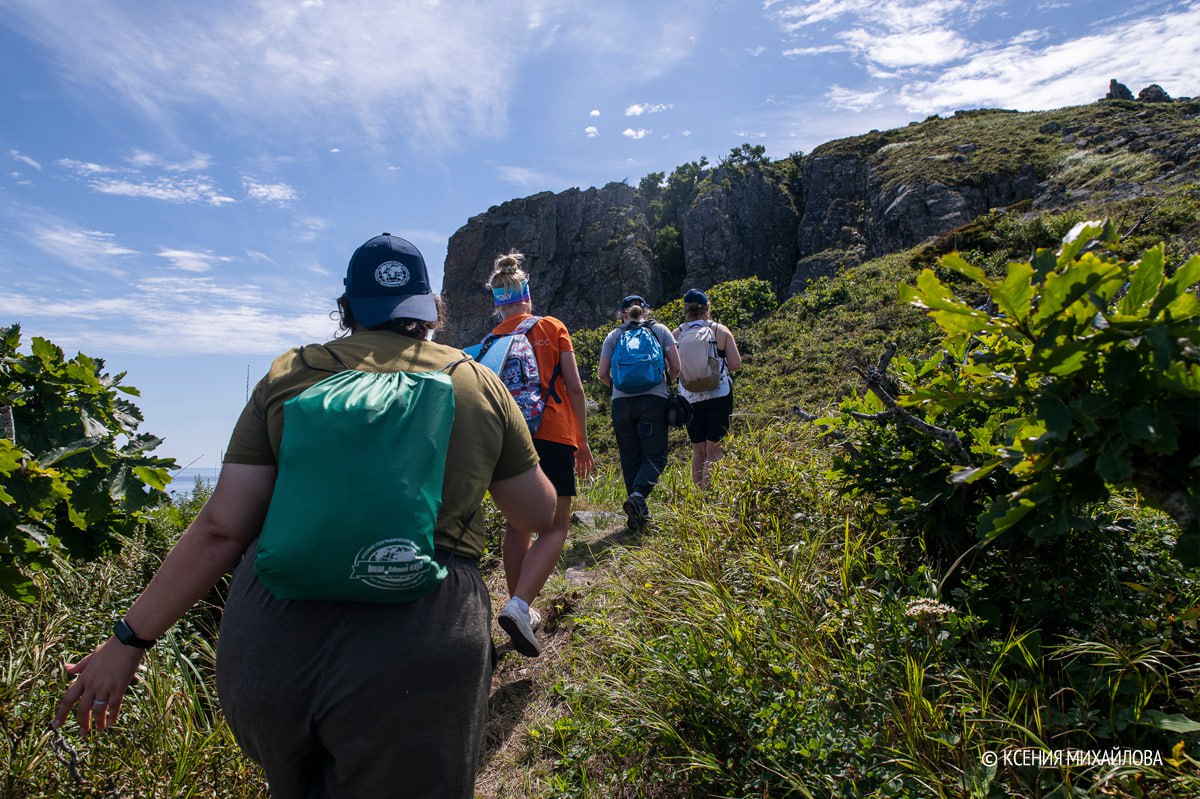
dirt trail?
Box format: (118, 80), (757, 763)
(477, 509), (631, 798)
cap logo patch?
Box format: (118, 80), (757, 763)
(375, 261), (411, 287)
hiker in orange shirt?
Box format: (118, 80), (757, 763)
(484, 251), (594, 657)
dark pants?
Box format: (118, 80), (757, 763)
(218, 547), (491, 799)
(612, 394), (669, 498)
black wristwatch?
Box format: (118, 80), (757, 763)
(113, 618), (157, 649)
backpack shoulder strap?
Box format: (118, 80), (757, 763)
(441, 355), (472, 373)
(298, 343), (351, 373)
(513, 315), (542, 335)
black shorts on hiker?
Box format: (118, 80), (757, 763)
(686, 391), (734, 444)
(534, 438), (577, 497)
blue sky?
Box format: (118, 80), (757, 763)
(2, 1), (1197, 473)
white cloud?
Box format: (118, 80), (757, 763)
(841, 27), (967, 69)
(625, 102), (672, 116)
(898, 7), (1200, 114)
(496, 164), (555, 188)
(589, 109), (601, 117)
(826, 85), (886, 112)
(0, 1), (539, 151)
(622, 128), (651, 139)
(585, 125), (599, 138)
(682, 130), (691, 136)
(783, 45), (845, 57)
(747, 45), (766, 56)
(9, 150), (42, 170)
(244, 179), (299, 204)
(294, 215), (332, 242)
(24, 224), (139, 276)
(156, 248), (234, 273)
(57, 158), (117, 175)
(91, 176), (236, 206)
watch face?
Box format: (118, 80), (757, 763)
(114, 619), (153, 648)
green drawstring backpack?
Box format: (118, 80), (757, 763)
(254, 346), (470, 603)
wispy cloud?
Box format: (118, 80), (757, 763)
(0, 0), (541, 151)
(622, 128), (651, 140)
(244, 179), (299, 204)
(156, 248), (234, 273)
(625, 102), (673, 116)
(496, 165), (555, 188)
(9, 150), (42, 170)
(22, 222), (139, 277)
(91, 176), (236, 206)
(57, 158), (117, 175)
(826, 85), (886, 112)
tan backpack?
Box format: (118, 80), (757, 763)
(676, 321), (722, 392)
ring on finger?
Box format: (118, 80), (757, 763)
(92, 698), (109, 705)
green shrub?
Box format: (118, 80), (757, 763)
(0, 326), (175, 601)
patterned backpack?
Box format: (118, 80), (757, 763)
(473, 316), (560, 435)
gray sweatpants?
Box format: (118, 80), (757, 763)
(216, 544), (492, 799)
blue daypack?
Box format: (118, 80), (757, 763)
(611, 321), (665, 393)
(467, 316), (560, 434)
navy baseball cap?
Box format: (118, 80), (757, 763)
(620, 294), (648, 311)
(684, 288), (709, 304)
(344, 233), (438, 327)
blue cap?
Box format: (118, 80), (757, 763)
(620, 294), (647, 311)
(343, 233), (438, 327)
(684, 288), (709, 305)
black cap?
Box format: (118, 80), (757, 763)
(620, 294), (647, 311)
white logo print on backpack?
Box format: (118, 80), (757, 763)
(677, 320), (722, 392)
(473, 316), (561, 434)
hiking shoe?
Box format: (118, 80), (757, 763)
(623, 494), (649, 532)
(499, 599), (541, 657)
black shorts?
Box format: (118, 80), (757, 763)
(686, 391), (734, 444)
(534, 438), (577, 497)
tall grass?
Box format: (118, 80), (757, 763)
(533, 424), (1200, 797)
(0, 491), (267, 799)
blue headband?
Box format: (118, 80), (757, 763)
(492, 280), (530, 306)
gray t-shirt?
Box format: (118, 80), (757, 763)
(601, 320), (677, 399)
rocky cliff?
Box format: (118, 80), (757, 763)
(442, 94), (1200, 347)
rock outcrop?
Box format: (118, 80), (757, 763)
(1107, 80), (1134, 100)
(442, 183), (655, 347)
(440, 92), (1200, 346)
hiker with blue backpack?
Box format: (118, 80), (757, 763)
(598, 294), (680, 532)
(673, 288), (742, 488)
(55, 233), (558, 799)
(472, 251), (594, 658)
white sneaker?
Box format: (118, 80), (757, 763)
(529, 606), (543, 631)
(499, 599), (540, 657)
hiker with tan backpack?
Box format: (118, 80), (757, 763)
(673, 288), (742, 488)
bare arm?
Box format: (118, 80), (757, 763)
(598, 352), (612, 387)
(489, 464), (557, 534)
(720, 325), (743, 372)
(664, 344), (681, 381)
(559, 350), (594, 477)
(55, 463), (276, 734)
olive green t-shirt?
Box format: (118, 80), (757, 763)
(223, 331), (538, 560)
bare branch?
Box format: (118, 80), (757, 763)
(851, 354), (970, 466)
